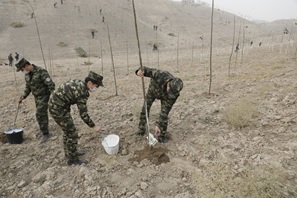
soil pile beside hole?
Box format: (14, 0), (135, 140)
(0, 132), (8, 143)
(129, 146), (170, 165)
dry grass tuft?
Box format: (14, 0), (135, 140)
(11, 22), (24, 28)
(193, 162), (297, 198)
(223, 97), (258, 128)
(58, 42), (68, 47)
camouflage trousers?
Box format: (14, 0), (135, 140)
(49, 106), (79, 160)
(34, 95), (50, 135)
(139, 94), (176, 137)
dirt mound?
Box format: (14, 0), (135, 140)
(0, 132), (7, 144)
(129, 146), (170, 165)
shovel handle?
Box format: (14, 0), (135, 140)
(13, 103), (20, 127)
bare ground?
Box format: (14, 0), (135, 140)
(1, 0), (297, 197)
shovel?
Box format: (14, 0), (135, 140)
(147, 133), (158, 147)
(13, 103), (20, 127)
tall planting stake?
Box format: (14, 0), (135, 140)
(228, 14), (236, 76)
(208, 0), (214, 94)
(107, 23), (118, 96)
(30, 4), (47, 70)
(131, 0), (149, 137)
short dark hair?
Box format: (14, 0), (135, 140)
(85, 77), (98, 86)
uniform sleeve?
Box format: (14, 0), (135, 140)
(41, 70), (55, 93)
(23, 75), (31, 99)
(143, 66), (172, 86)
(76, 96), (95, 128)
(142, 66), (159, 79)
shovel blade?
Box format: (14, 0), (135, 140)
(147, 133), (158, 147)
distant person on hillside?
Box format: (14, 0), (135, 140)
(153, 43), (158, 51)
(235, 44), (239, 52)
(250, 41), (253, 46)
(91, 31), (95, 39)
(259, 42), (262, 47)
(102, 16), (105, 23)
(31, 12), (34, 18)
(54, 2), (57, 8)
(15, 52), (19, 62)
(48, 71), (103, 166)
(8, 53), (13, 66)
(15, 58), (55, 144)
(134, 66), (183, 143)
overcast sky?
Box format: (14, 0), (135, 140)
(173, 0), (297, 22)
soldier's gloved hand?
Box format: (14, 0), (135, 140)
(93, 125), (101, 132)
(154, 126), (161, 138)
(19, 95), (24, 104)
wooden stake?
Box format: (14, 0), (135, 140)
(107, 22), (118, 96)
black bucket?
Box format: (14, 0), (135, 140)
(4, 128), (24, 144)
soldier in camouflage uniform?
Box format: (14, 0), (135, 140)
(135, 66), (183, 143)
(15, 58), (55, 144)
(48, 71), (103, 166)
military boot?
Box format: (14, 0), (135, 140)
(158, 135), (168, 143)
(40, 133), (50, 144)
(67, 159), (88, 166)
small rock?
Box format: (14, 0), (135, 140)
(17, 180), (26, 188)
(140, 182), (148, 190)
(32, 173), (46, 184)
(121, 149), (128, 155)
(134, 190), (143, 198)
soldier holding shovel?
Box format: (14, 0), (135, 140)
(135, 66), (183, 143)
(15, 58), (55, 144)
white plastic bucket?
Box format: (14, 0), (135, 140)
(102, 134), (120, 155)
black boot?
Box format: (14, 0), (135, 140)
(67, 159), (88, 166)
(40, 133), (50, 144)
(158, 136), (168, 143)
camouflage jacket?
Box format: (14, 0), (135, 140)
(141, 66), (179, 99)
(50, 79), (95, 127)
(23, 65), (55, 98)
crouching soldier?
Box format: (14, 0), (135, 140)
(48, 71), (103, 165)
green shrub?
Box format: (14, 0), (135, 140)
(75, 47), (87, 57)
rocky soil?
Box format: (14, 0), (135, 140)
(1, 0), (297, 197)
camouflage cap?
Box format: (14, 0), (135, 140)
(88, 71), (104, 87)
(15, 58), (30, 72)
(169, 78), (184, 97)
